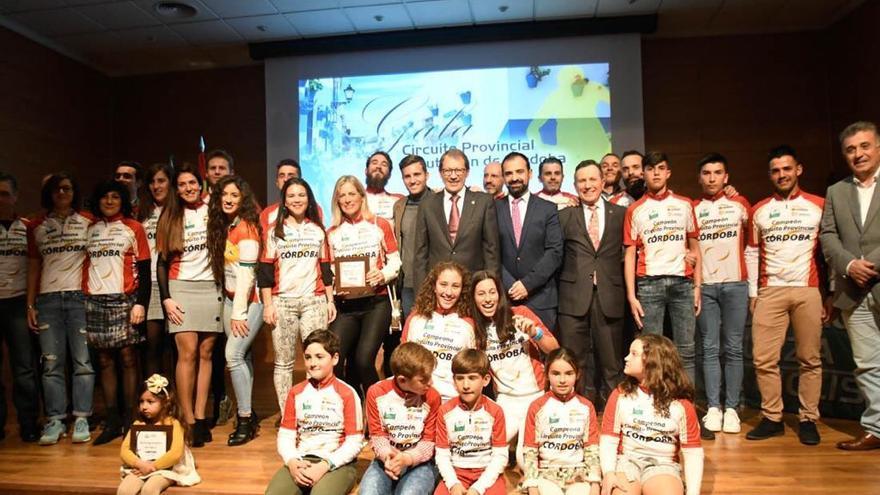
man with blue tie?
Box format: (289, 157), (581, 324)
(495, 152), (563, 330)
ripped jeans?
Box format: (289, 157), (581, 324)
(36, 290), (95, 419)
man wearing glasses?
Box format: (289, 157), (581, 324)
(413, 148), (500, 289)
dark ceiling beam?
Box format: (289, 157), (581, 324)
(249, 14), (657, 60)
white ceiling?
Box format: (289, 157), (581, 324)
(0, 0), (865, 76)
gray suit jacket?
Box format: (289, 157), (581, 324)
(413, 188), (500, 289)
(820, 176), (880, 310)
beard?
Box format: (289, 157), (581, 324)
(366, 172), (390, 190)
(627, 178), (646, 200)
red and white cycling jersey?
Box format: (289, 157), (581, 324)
(223, 219), (260, 300)
(608, 190), (634, 208)
(693, 193), (751, 284)
(436, 395), (507, 469)
(486, 306), (547, 397)
(164, 202), (212, 281)
(261, 220), (328, 298)
(365, 378), (441, 454)
(27, 210), (92, 294)
(601, 387), (701, 462)
(141, 206), (162, 282)
(367, 190), (404, 220)
(624, 190), (699, 278)
(748, 190), (824, 296)
(523, 391), (598, 468)
(0, 217), (29, 298)
(278, 375), (364, 467)
(536, 189), (578, 210)
(83, 215), (150, 296)
(402, 311), (476, 401)
(326, 216), (398, 297)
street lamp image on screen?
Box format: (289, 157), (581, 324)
(297, 63), (611, 211)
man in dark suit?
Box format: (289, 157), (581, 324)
(414, 149), (500, 289)
(558, 161), (627, 405)
(496, 152), (563, 330)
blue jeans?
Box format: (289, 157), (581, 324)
(637, 276), (696, 382)
(842, 293), (880, 437)
(0, 296), (39, 428)
(358, 459), (438, 495)
(223, 298), (263, 416)
(401, 286), (415, 322)
(36, 290), (95, 419)
(697, 281), (748, 409)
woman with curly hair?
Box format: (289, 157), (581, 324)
(599, 335), (703, 495)
(206, 175), (263, 446)
(401, 261), (474, 401)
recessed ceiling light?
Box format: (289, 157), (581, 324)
(374, 15), (384, 22)
(153, 1), (198, 19)
(498, 5), (509, 13)
(256, 25), (268, 32)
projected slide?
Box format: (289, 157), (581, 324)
(298, 63), (611, 211)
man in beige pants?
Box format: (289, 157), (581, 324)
(745, 145), (831, 445)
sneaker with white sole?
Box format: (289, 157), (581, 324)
(71, 417), (91, 443)
(38, 419), (66, 446)
(723, 408), (741, 433)
(703, 407), (723, 432)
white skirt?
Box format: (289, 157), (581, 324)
(121, 446), (201, 486)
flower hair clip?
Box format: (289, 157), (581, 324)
(145, 374), (169, 396)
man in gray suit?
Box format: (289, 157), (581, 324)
(557, 161), (626, 405)
(820, 120), (880, 450)
(414, 149), (500, 289)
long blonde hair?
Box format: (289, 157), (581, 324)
(330, 175), (374, 227)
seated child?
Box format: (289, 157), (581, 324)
(118, 374), (200, 495)
(600, 335), (704, 495)
(359, 342), (443, 494)
(521, 347), (600, 495)
(265, 330), (364, 495)
(435, 349), (507, 495)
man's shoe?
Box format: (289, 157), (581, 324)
(38, 419), (66, 445)
(703, 407), (722, 432)
(20, 422), (40, 443)
(71, 417), (91, 443)
(700, 417), (715, 440)
(723, 408), (742, 434)
(798, 421), (820, 446)
(837, 432), (880, 451)
(93, 415), (123, 445)
(746, 418), (784, 440)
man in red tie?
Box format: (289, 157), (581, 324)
(495, 152), (563, 330)
(557, 161), (627, 406)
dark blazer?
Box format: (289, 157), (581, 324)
(496, 194), (563, 310)
(557, 200), (626, 318)
(413, 188), (500, 289)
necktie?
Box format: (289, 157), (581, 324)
(588, 204), (600, 249)
(511, 198), (523, 247)
(449, 194), (460, 242)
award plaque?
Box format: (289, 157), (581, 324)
(334, 256), (372, 299)
(130, 424), (173, 461)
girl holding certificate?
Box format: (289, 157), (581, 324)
(119, 374), (200, 494)
(326, 176), (400, 396)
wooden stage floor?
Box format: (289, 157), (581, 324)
(0, 408), (877, 495)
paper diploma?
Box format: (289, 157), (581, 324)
(135, 430), (168, 461)
(338, 259), (367, 288)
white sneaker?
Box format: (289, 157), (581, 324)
(703, 407), (723, 432)
(723, 408), (741, 433)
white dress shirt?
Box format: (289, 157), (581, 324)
(509, 191), (530, 226)
(443, 189), (466, 224)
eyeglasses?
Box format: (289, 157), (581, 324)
(55, 186), (73, 194)
(441, 168), (467, 177)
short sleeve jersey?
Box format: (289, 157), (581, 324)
(401, 311), (476, 401)
(536, 190), (579, 210)
(280, 376), (364, 459)
(223, 219), (260, 300)
(83, 216), (150, 296)
(486, 305), (547, 397)
(164, 202), (212, 281)
(749, 190), (824, 289)
(0, 217), (29, 298)
(693, 194), (751, 284)
(601, 387), (701, 462)
(365, 378), (441, 451)
(435, 395), (507, 469)
(523, 391), (599, 468)
(27, 210), (92, 294)
(326, 216), (398, 296)
(260, 219), (329, 298)
(623, 190), (699, 278)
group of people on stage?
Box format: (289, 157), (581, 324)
(1, 119), (879, 495)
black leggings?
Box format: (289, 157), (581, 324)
(329, 295), (391, 397)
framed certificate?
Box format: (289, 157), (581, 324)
(334, 256), (372, 299)
(130, 424), (173, 461)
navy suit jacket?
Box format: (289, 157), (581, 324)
(496, 194), (563, 310)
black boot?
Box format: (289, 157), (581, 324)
(93, 409), (123, 445)
(227, 413), (258, 446)
(191, 418), (213, 448)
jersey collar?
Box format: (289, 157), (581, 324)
(773, 186), (802, 201)
(646, 189), (671, 201)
